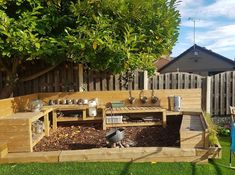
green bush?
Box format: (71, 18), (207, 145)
(217, 126), (230, 137)
(204, 113), (220, 147)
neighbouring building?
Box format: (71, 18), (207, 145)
(154, 56), (172, 73)
(158, 44), (235, 76)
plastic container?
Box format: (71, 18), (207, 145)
(106, 115), (123, 124)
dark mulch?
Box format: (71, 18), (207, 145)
(33, 116), (182, 152)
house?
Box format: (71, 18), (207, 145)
(159, 45), (235, 76)
(154, 56), (172, 71)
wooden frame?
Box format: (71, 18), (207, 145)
(0, 88), (219, 164)
(0, 108), (52, 152)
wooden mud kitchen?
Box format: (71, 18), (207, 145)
(0, 89), (221, 164)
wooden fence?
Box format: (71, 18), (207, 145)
(148, 72), (203, 89)
(0, 63), (234, 116)
(210, 71), (235, 116)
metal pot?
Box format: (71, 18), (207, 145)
(106, 128), (124, 143)
(151, 96), (158, 104)
(140, 96), (148, 104)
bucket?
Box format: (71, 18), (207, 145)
(174, 96), (181, 112)
(168, 96), (182, 112)
(168, 96), (175, 111)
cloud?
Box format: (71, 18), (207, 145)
(203, 0), (235, 19)
(185, 24), (235, 58)
(178, 0), (235, 19)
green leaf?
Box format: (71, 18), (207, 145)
(35, 43), (40, 49)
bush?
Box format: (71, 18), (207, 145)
(217, 126), (230, 137)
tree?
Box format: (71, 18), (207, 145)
(0, 0), (180, 98)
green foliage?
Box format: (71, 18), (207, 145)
(0, 0), (180, 78)
(65, 0), (180, 74)
(217, 126), (230, 137)
(204, 113), (220, 147)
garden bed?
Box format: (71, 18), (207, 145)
(34, 116), (182, 152)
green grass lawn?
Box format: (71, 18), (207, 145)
(0, 137), (234, 175)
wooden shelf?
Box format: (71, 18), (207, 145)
(106, 121), (162, 127)
(166, 111), (182, 116)
(32, 132), (45, 147)
(84, 117), (102, 121)
(57, 116), (102, 122)
(105, 107), (165, 114)
(57, 116), (83, 122)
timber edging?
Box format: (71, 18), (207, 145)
(0, 146), (221, 164)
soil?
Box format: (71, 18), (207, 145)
(33, 116), (182, 152)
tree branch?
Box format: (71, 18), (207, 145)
(0, 58), (11, 75)
(20, 62), (61, 82)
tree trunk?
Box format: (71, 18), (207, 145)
(0, 84), (14, 99)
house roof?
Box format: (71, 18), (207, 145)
(154, 56), (171, 71)
(158, 44), (235, 72)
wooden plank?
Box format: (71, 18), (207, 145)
(108, 74), (114, 91)
(172, 73), (177, 89)
(54, 70), (60, 92)
(0, 151), (61, 164)
(106, 121), (162, 127)
(225, 72), (231, 114)
(102, 76), (107, 91)
(114, 74), (120, 90)
(59, 147), (196, 162)
(52, 110), (57, 130)
(232, 71), (235, 106)
(158, 74), (164, 89)
(220, 73), (225, 115)
(44, 114), (50, 136)
(0, 142), (8, 158)
(78, 64), (83, 92)
(39, 89), (202, 111)
(214, 74), (219, 115)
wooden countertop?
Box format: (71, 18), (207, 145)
(0, 107), (54, 122)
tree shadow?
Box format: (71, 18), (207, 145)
(119, 147), (163, 175)
(118, 116), (182, 175)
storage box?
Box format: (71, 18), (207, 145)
(106, 115), (123, 124)
(111, 101), (124, 108)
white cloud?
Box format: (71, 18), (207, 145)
(193, 25), (235, 42)
(172, 0), (235, 59)
(178, 0), (235, 19)
(184, 24), (235, 59)
(203, 0), (235, 19)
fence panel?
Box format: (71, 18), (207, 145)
(211, 71), (235, 116)
(149, 72), (203, 90)
(2, 61), (235, 117)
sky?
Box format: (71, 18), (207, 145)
(171, 0), (235, 60)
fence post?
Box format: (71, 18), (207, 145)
(78, 64), (84, 92)
(206, 76), (211, 114)
(143, 71), (148, 90)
